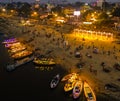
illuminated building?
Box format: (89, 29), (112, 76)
(97, 0), (105, 9)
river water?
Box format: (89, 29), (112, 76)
(0, 33), (119, 101)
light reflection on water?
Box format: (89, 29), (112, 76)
(35, 66), (53, 71)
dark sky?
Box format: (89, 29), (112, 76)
(0, 0), (120, 3)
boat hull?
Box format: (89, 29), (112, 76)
(2, 39), (18, 44)
(50, 74), (60, 89)
(84, 81), (96, 101)
(11, 50), (33, 60)
(64, 80), (76, 92)
(33, 58), (56, 66)
(73, 80), (83, 99)
(6, 56), (34, 72)
(61, 73), (76, 82)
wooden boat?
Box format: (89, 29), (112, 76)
(64, 79), (76, 92)
(61, 73), (77, 82)
(73, 78), (83, 99)
(2, 38), (18, 44)
(84, 81), (96, 101)
(6, 56), (34, 72)
(11, 50), (32, 59)
(50, 74), (60, 89)
(5, 42), (21, 48)
(9, 46), (26, 53)
(33, 57), (55, 66)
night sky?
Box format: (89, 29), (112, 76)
(0, 0), (120, 3)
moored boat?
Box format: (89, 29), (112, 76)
(50, 74), (60, 89)
(2, 38), (18, 44)
(84, 81), (96, 101)
(5, 42), (21, 48)
(9, 46), (26, 54)
(11, 50), (33, 59)
(61, 73), (76, 82)
(73, 78), (83, 99)
(64, 79), (76, 92)
(33, 57), (55, 66)
(6, 56), (34, 72)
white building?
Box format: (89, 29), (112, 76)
(97, 0), (104, 9)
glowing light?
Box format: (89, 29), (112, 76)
(26, 20), (30, 24)
(35, 4), (39, 8)
(33, 12), (37, 15)
(31, 12), (38, 17)
(2, 8), (6, 12)
(73, 29), (113, 41)
(10, 10), (14, 13)
(83, 22), (92, 24)
(56, 19), (65, 23)
(74, 11), (80, 16)
(54, 14), (58, 17)
(85, 3), (88, 5)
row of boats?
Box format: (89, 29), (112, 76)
(3, 38), (56, 71)
(50, 73), (96, 101)
(3, 38), (33, 60)
(3, 38), (34, 71)
(6, 56), (56, 72)
(3, 38), (56, 66)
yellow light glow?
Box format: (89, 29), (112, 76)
(54, 14), (58, 17)
(31, 12), (38, 17)
(21, 20), (25, 24)
(10, 10), (14, 13)
(73, 29), (114, 42)
(83, 22), (92, 24)
(92, 14), (94, 17)
(56, 19), (65, 23)
(33, 12), (37, 15)
(2, 8), (6, 12)
(74, 33), (113, 42)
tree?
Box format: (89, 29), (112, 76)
(102, 0), (110, 11)
(112, 7), (120, 17)
(82, 10), (93, 21)
(6, 3), (16, 11)
(97, 12), (109, 20)
(17, 2), (32, 17)
(51, 5), (62, 16)
(94, 12), (112, 28)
